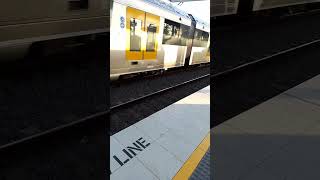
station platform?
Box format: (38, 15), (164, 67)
(213, 74), (320, 180)
(110, 86), (210, 179)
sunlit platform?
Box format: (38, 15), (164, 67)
(213, 74), (320, 180)
(110, 86), (210, 179)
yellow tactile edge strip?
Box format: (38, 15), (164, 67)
(172, 132), (210, 180)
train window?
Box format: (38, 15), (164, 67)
(202, 31), (209, 42)
(162, 19), (189, 46)
(146, 24), (157, 52)
(193, 30), (201, 47)
(195, 30), (202, 40)
(172, 26), (181, 38)
(193, 29), (209, 47)
(194, 31), (198, 40)
(163, 23), (173, 41)
(201, 31), (209, 47)
(180, 24), (189, 46)
(130, 18), (142, 51)
(68, 0), (88, 10)
(163, 22), (177, 45)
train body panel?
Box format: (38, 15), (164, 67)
(110, 1), (165, 79)
(190, 18), (210, 65)
(161, 17), (192, 68)
(0, 17), (107, 45)
(0, 0), (108, 60)
(190, 43), (210, 65)
(162, 45), (187, 68)
(110, 0), (210, 80)
(0, 0), (107, 24)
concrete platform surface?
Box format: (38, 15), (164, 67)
(213, 74), (320, 180)
(110, 86), (210, 180)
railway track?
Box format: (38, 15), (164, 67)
(212, 38), (320, 79)
(1, 37), (320, 178)
(0, 69), (210, 154)
(110, 64), (210, 107)
(213, 38), (320, 127)
(2, 37), (320, 154)
(111, 74), (210, 110)
(212, 11), (320, 74)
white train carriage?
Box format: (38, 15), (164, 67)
(110, 0), (210, 80)
(0, 0), (108, 60)
(190, 17), (210, 65)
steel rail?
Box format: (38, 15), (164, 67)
(211, 39), (320, 79)
(1, 38), (320, 153)
(0, 72), (210, 153)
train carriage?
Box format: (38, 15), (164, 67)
(110, 0), (210, 80)
(190, 17), (210, 65)
(0, 0), (108, 60)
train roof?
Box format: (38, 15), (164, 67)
(143, 0), (209, 27)
(144, 0), (190, 18)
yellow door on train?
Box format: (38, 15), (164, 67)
(126, 7), (145, 60)
(144, 12), (160, 60)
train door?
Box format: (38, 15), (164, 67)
(126, 7), (160, 61)
(126, 7), (145, 60)
(144, 13), (160, 60)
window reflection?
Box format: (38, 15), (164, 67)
(194, 29), (209, 47)
(146, 24), (157, 52)
(162, 19), (188, 46)
(130, 18), (142, 51)
(162, 19), (209, 47)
